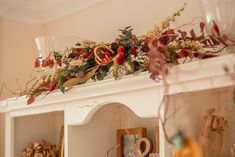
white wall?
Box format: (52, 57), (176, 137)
(42, 0), (202, 42)
(0, 18), (43, 100)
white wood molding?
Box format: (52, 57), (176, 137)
(65, 86), (161, 125)
(2, 54), (235, 114)
(5, 113), (14, 157)
(1, 54), (235, 157)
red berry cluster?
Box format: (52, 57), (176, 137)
(116, 46), (126, 65)
(116, 45), (138, 65)
(68, 48), (93, 60)
(100, 51), (113, 65)
(34, 56), (54, 69)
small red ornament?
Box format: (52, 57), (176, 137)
(49, 83), (57, 92)
(116, 52), (126, 65)
(82, 51), (90, 59)
(177, 48), (190, 58)
(42, 59), (49, 67)
(131, 48), (138, 56)
(48, 60), (54, 68)
(34, 59), (40, 68)
(76, 48), (82, 52)
(117, 45), (125, 53)
(68, 52), (77, 58)
(27, 96), (35, 105)
(99, 51), (113, 65)
(56, 59), (62, 66)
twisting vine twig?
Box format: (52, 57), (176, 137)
(157, 76), (173, 144)
(19, 77), (37, 96)
(173, 16), (202, 30)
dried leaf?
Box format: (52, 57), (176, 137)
(177, 48), (190, 58)
(63, 66), (98, 88)
(178, 30), (187, 40)
(221, 34), (229, 42)
(49, 83), (57, 92)
(159, 29), (177, 44)
(34, 59), (40, 68)
(200, 22), (205, 33)
(190, 29), (197, 40)
(209, 36), (220, 45)
(27, 96), (35, 105)
(218, 37), (229, 46)
(147, 39), (169, 80)
(211, 20), (221, 37)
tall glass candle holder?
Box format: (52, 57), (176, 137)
(34, 35), (81, 73)
(200, 0), (235, 52)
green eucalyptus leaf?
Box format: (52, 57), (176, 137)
(120, 40), (130, 46)
(123, 31), (132, 37)
(59, 76), (65, 93)
(75, 42), (81, 46)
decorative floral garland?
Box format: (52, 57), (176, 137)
(27, 4), (235, 104)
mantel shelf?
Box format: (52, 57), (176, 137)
(0, 54), (235, 115)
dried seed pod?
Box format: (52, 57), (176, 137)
(22, 140), (58, 157)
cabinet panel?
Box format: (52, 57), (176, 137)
(14, 112), (64, 157)
(68, 104), (158, 157)
(165, 87), (235, 157)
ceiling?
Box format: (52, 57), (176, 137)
(0, 0), (104, 25)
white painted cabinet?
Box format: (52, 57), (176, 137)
(0, 54), (235, 157)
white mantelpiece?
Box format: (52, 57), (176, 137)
(0, 54), (235, 157)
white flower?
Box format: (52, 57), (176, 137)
(168, 41), (178, 48)
(130, 52), (149, 66)
(69, 60), (83, 66)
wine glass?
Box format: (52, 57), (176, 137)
(34, 35), (81, 73)
(35, 36), (81, 58)
(200, 0), (235, 52)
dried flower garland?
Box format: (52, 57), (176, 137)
(26, 4), (235, 105)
